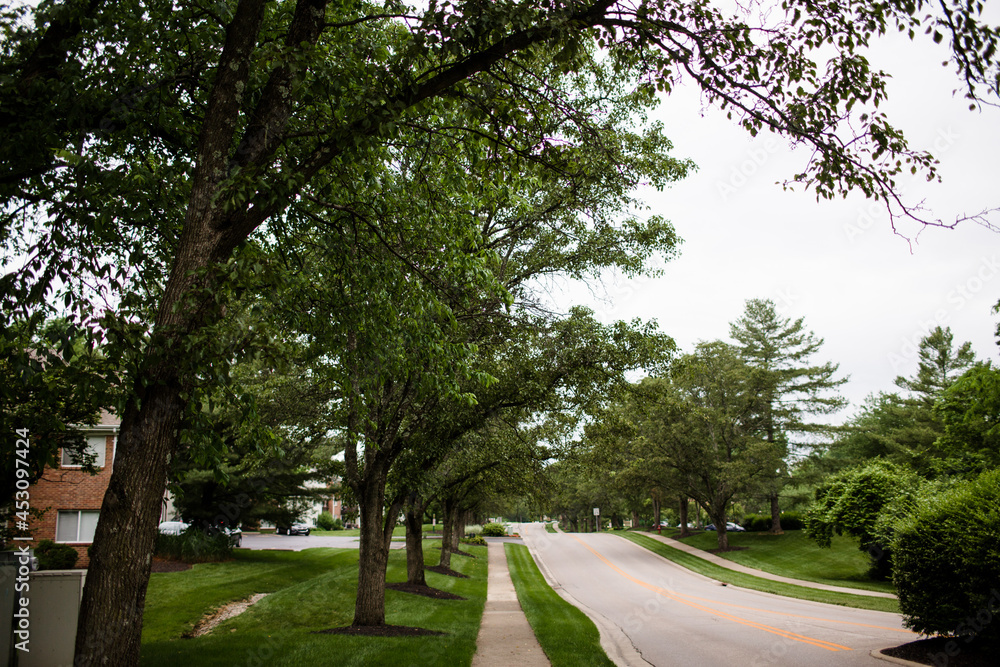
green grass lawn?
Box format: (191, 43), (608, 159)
(311, 524), (444, 538)
(617, 532), (899, 614)
(141, 541), (486, 666)
(675, 530), (896, 594)
(544, 522), (557, 534)
(505, 543), (613, 667)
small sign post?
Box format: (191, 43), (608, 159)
(593, 507), (599, 533)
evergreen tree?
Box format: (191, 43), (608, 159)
(730, 298), (846, 533)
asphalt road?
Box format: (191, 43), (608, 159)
(517, 523), (916, 667)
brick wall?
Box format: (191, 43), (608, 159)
(28, 432), (116, 569)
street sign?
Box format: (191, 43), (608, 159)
(593, 507), (600, 516)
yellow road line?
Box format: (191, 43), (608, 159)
(569, 534), (852, 652)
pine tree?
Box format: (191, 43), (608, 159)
(730, 299), (846, 533)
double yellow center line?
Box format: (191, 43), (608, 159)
(569, 534), (854, 652)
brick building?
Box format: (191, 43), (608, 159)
(27, 411), (120, 568)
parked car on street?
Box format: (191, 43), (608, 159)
(276, 523), (313, 536)
(703, 522), (745, 532)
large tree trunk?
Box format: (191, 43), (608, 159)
(677, 495), (691, 538)
(353, 469), (391, 626)
(768, 493), (784, 534)
(73, 382), (183, 664)
(404, 493), (427, 586)
(438, 498), (457, 569)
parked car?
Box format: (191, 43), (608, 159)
(277, 523), (313, 536)
(157, 520), (189, 536)
(703, 522), (745, 532)
(158, 521), (242, 547)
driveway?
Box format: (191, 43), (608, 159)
(518, 523), (916, 666)
(239, 533), (406, 551)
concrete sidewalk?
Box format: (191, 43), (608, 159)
(471, 540), (550, 667)
(638, 531), (897, 598)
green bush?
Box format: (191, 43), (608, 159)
(741, 513), (771, 532)
(35, 540), (79, 570)
(316, 512), (337, 531)
(779, 511), (804, 530)
(804, 460), (923, 578)
(481, 522), (506, 537)
(462, 534), (487, 546)
(155, 527), (233, 563)
(891, 469), (1000, 643)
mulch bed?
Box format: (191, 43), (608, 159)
(881, 637), (997, 666)
(424, 565), (469, 579)
(314, 625), (446, 637)
(386, 582), (465, 600)
(151, 558), (192, 573)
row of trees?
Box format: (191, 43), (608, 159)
(3, 0), (999, 662)
(551, 298), (845, 549)
(800, 319), (1000, 641)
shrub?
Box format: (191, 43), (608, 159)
(481, 522), (506, 537)
(316, 512), (337, 531)
(462, 534), (487, 546)
(804, 460), (923, 578)
(464, 524), (483, 536)
(779, 511), (804, 530)
(891, 469), (1000, 643)
(741, 513), (770, 532)
(155, 527), (232, 562)
(35, 540), (79, 570)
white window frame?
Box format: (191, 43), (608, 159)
(61, 433), (111, 468)
(56, 510), (101, 543)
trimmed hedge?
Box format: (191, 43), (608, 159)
(36, 540), (79, 570)
(891, 468), (1000, 642)
(481, 523), (506, 537)
(740, 512), (803, 531)
(155, 527), (233, 563)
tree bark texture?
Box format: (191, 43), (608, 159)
(404, 499), (427, 587)
(353, 471), (390, 626)
(677, 495), (691, 538)
(768, 493), (784, 534)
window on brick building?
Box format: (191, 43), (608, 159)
(60, 434), (108, 468)
(56, 510), (101, 543)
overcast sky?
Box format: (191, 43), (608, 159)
(554, 25), (1000, 415)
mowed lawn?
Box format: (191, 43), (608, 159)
(141, 541), (486, 666)
(676, 530), (896, 594)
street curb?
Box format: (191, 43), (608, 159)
(870, 649), (926, 666)
(519, 525), (652, 667)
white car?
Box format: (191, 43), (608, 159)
(158, 520), (242, 546)
(157, 520), (189, 535)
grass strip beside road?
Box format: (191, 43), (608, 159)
(676, 530), (895, 594)
(141, 541), (487, 666)
(505, 543), (614, 667)
(545, 522), (557, 534)
(617, 532), (899, 614)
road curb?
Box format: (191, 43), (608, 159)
(519, 525), (652, 667)
(870, 648), (926, 666)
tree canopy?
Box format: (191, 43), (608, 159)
(3, 0), (1000, 662)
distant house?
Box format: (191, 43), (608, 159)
(26, 411), (120, 567)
